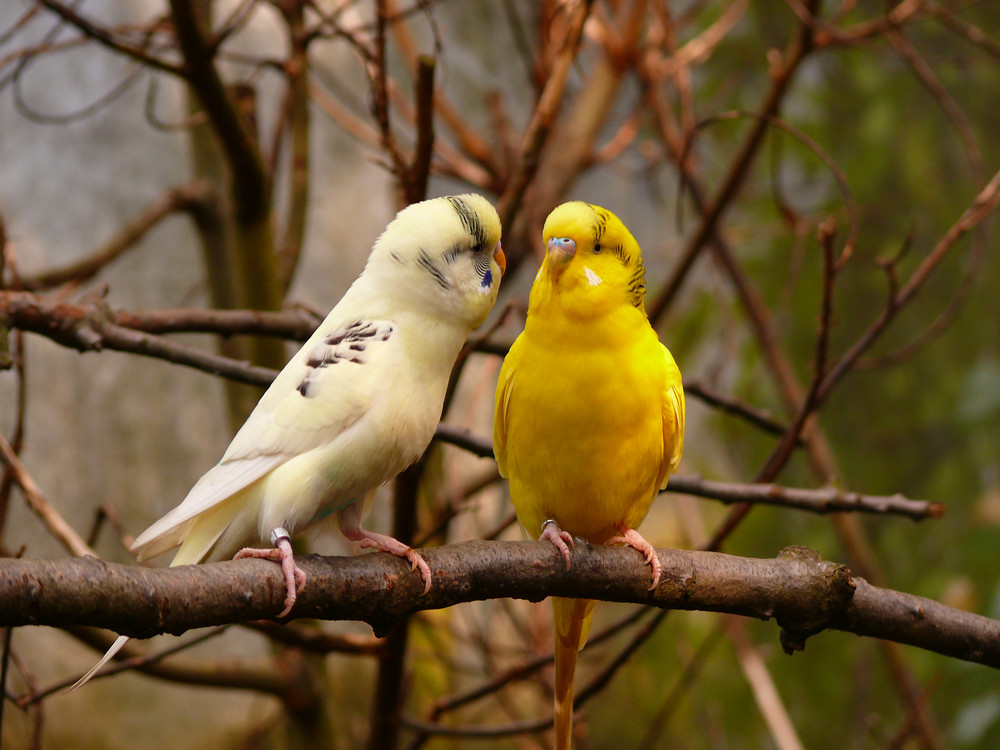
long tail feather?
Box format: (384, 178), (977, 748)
(67, 497), (250, 692)
(65, 634), (130, 693)
(552, 597), (595, 750)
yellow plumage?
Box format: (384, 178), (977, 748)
(494, 202), (684, 749)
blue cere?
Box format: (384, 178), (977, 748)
(481, 269), (493, 287)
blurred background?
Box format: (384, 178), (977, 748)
(1, 1), (999, 748)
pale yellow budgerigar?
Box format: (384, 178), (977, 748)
(493, 202), (684, 749)
(70, 194), (506, 690)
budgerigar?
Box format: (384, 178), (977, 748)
(70, 194), (506, 690)
(493, 202), (684, 749)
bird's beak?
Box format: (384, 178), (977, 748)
(493, 242), (507, 276)
(546, 236), (576, 281)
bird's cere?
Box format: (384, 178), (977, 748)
(547, 236), (576, 279)
(547, 236), (577, 259)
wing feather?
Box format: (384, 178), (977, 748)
(132, 317), (398, 557)
(492, 341), (519, 478)
(658, 343), (685, 489)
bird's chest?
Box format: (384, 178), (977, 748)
(504, 343), (662, 540)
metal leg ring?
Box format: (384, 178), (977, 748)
(269, 527), (291, 546)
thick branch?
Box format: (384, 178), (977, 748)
(1, 542), (997, 670)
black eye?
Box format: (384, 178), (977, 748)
(593, 243), (602, 254)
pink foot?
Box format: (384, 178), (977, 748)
(343, 528), (432, 594)
(540, 519), (575, 570)
(234, 528), (307, 617)
(605, 526), (661, 590)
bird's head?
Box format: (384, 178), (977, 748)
(368, 194), (505, 328)
(533, 201), (647, 319)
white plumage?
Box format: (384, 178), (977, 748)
(69, 194), (505, 690)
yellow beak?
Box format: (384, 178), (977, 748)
(493, 242), (507, 276)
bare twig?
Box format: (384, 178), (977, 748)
(497, 0), (594, 229)
(819, 166), (1000, 403)
(34, 0), (183, 76)
(666, 475), (943, 520)
(20, 183), (213, 291)
(647, 0), (821, 322)
(0, 433), (94, 557)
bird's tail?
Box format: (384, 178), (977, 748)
(552, 596), (595, 750)
(65, 634), (130, 692)
(66, 500), (244, 693)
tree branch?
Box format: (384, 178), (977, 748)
(0, 291), (279, 386)
(168, 0), (269, 222)
(2, 542), (997, 670)
(34, 0), (184, 76)
(666, 475), (943, 521)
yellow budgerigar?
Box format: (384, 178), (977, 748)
(70, 194), (505, 690)
(493, 201), (684, 749)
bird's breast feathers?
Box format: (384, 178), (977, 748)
(496, 332), (673, 539)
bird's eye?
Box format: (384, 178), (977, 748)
(593, 243), (602, 254)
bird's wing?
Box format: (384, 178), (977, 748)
(492, 338), (519, 479)
(658, 342), (686, 489)
(225, 319), (396, 462)
(133, 318), (398, 554)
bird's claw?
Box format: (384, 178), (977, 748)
(406, 549), (433, 594)
(606, 527), (661, 590)
(540, 519), (574, 570)
(235, 528), (308, 618)
(349, 531), (431, 593)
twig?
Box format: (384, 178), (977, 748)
(20, 183), (213, 291)
(34, 0), (183, 76)
(0, 432), (95, 557)
(818, 165), (1000, 403)
(274, 0), (312, 295)
(411, 605), (651, 744)
(407, 54), (435, 203)
(370, 0), (408, 204)
(683, 380), (799, 440)
(647, 0), (821, 322)
(727, 616), (804, 750)
(497, 0), (594, 229)
(168, 0), (269, 221)
(635, 623), (726, 749)
(666, 475), (943, 521)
